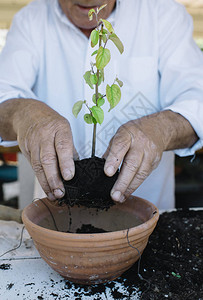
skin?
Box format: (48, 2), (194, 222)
(0, 98), (77, 200)
(58, 0), (116, 37)
(0, 1), (199, 202)
(103, 111), (198, 202)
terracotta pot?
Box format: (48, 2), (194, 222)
(22, 196), (159, 285)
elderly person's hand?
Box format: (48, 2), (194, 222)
(104, 110), (198, 203)
(1, 98), (76, 201)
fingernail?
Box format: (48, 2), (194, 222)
(53, 188), (65, 198)
(63, 169), (74, 181)
(111, 191), (125, 203)
(47, 193), (56, 201)
(106, 165), (114, 176)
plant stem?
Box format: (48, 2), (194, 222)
(91, 24), (103, 158)
(92, 124), (97, 157)
(91, 68), (100, 157)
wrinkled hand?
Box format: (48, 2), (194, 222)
(15, 100), (77, 201)
(104, 116), (165, 203)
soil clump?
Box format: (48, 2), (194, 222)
(61, 156), (119, 209)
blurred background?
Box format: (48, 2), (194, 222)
(0, 0), (203, 210)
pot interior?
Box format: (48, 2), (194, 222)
(26, 196), (157, 233)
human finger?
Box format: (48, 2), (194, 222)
(54, 123), (75, 181)
(110, 150), (144, 203)
(39, 140), (65, 199)
(104, 126), (131, 177)
(30, 145), (56, 201)
(121, 153), (153, 199)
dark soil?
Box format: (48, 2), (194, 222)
(61, 156), (119, 209)
(122, 209), (203, 299)
(76, 224), (107, 234)
(0, 263), (11, 270)
(63, 209), (203, 299)
(6, 283), (14, 290)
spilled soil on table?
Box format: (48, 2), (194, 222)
(122, 209), (203, 299)
(0, 263), (11, 270)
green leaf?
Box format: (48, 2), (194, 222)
(106, 84), (121, 111)
(101, 34), (107, 44)
(102, 29), (108, 34)
(109, 33), (124, 54)
(83, 71), (93, 89)
(90, 29), (99, 47)
(96, 46), (111, 70)
(91, 50), (98, 56)
(84, 113), (93, 124)
(90, 73), (98, 85)
(88, 9), (96, 21)
(98, 70), (104, 82)
(101, 19), (114, 34)
(116, 77), (123, 87)
(97, 97), (105, 107)
(98, 70), (104, 86)
(72, 101), (84, 118)
(92, 117), (97, 124)
(92, 93), (102, 104)
(97, 4), (107, 14)
(91, 106), (104, 124)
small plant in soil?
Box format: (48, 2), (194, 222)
(61, 5), (124, 209)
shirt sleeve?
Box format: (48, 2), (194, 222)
(0, 10), (39, 103)
(158, 0), (203, 156)
(0, 8), (40, 146)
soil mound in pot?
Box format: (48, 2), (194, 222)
(75, 224), (107, 234)
(61, 156), (119, 209)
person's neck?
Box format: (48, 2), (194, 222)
(80, 28), (93, 38)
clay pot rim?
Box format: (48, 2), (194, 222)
(22, 196), (159, 241)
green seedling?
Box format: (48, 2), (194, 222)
(171, 272), (181, 279)
(72, 4), (124, 157)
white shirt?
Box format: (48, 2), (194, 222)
(0, 0), (203, 209)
